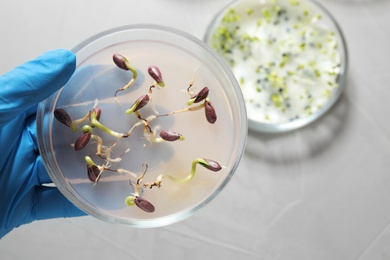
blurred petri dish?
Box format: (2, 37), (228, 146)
(205, 0), (348, 133)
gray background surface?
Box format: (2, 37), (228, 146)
(1, 0), (390, 259)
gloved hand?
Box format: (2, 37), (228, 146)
(0, 49), (86, 239)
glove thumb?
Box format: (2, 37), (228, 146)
(0, 49), (75, 126)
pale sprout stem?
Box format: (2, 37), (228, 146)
(133, 111), (152, 137)
(134, 111), (144, 121)
(158, 103), (205, 118)
(170, 159), (198, 183)
(102, 142), (130, 163)
(127, 121), (143, 136)
(116, 168), (138, 180)
(130, 111), (163, 142)
(142, 159), (199, 189)
(115, 63), (138, 98)
(91, 134), (103, 156)
(90, 117), (127, 138)
(186, 78), (195, 97)
(69, 111), (91, 131)
(147, 172), (194, 187)
(115, 78), (135, 97)
(93, 165), (109, 186)
(70, 123), (77, 132)
(133, 184), (141, 198)
(150, 137), (165, 143)
(122, 78), (136, 92)
(147, 131), (164, 143)
(93, 162), (138, 187)
(143, 124), (151, 137)
(131, 164), (148, 197)
(149, 85), (156, 94)
(138, 164), (148, 182)
(144, 114), (158, 122)
(67, 100), (100, 130)
(126, 114), (156, 136)
(114, 78), (136, 104)
(72, 111), (91, 125)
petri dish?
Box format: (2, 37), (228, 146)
(36, 24), (247, 227)
(205, 0), (348, 133)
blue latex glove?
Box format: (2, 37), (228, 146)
(0, 49), (86, 238)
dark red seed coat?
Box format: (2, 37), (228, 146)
(205, 101), (217, 124)
(147, 66), (163, 83)
(87, 165), (100, 182)
(159, 130), (182, 141)
(193, 87), (209, 103)
(134, 95), (150, 112)
(135, 197), (155, 213)
(200, 159), (222, 172)
(54, 108), (72, 127)
(74, 133), (91, 151)
(113, 53), (129, 71)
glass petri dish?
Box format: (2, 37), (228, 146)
(36, 24), (247, 227)
(204, 0), (348, 133)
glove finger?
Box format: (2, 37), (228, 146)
(34, 186), (87, 220)
(0, 49), (76, 126)
(24, 113), (53, 184)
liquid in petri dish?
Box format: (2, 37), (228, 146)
(51, 38), (241, 221)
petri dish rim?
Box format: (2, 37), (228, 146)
(36, 24), (247, 227)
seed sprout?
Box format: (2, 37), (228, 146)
(113, 53), (130, 71)
(91, 134), (103, 157)
(134, 197), (155, 213)
(141, 158), (222, 189)
(84, 156), (121, 185)
(159, 130), (185, 142)
(123, 164), (156, 213)
(148, 66), (165, 87)
(187, 86), (209, 106)
(85, 156), (101, 182)
(143, 128), (185, 143)
(197, 158), (223, 172)
(204, 99), (217, 124)
(54, 108), (74, 130)
(125, 94), (150, 115)
(156, 102), (205, 117)
(113, 53), (138, 97)
(54, 108), (96, 132)
(89, 108), (129, 138)
(74, 132), (91, 151)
